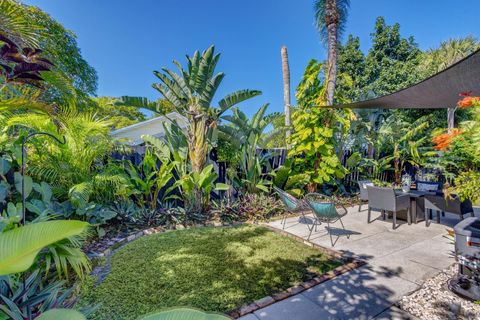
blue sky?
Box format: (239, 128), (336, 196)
(24, 0), (479, 117)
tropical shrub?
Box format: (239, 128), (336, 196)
(142, 128), (228, 216)
(219, 104), (280, 193)
(125, 150), (175, 210)
(236, 193), (285, 222)
(449, 170), (480, 206)
(0, 219), (90, 318)
(0, 270), (89, 320)
(4, 108), (131, 208)
(272, 158), (309, 197)
(288, 60), (351, 192)
(378, 114), (435, 183)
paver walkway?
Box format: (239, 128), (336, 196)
(239, 206), (479, 320)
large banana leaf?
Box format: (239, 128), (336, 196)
(140, 308), (230, 320)
(0, 220), (89, 275)
(36, 309), (86, 320)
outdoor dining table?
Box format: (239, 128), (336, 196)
(394, 189), (436, 224)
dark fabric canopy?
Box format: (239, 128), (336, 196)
(327, 48), (480, 109)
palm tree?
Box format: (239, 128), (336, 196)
(313, 0), (350, 105)
(281, 46), (291, 140)
(421, 36), (480, 131)
(152, 46), (261, 212)
(4, 107), (129, 204)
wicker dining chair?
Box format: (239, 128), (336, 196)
(273, 186), (309, 229)
(357, 180), (374, 211)
(304, 193), (349, 246)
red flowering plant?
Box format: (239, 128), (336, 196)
(432, 128), (462, 151)
(432, 92), (480, 151)
(457, 91), (480, 109)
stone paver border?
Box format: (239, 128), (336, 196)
(226, 223), (365, 318)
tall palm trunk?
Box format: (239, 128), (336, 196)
(325, 0), (339, 106)
(281, 46), (292, 141)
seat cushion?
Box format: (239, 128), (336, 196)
(417, 181), (439, 192)
(309, 202), (338, 219)
(280, 193), (299, 211)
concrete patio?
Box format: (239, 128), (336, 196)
(239, 206), (479, 320)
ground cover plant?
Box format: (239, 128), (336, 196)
(79, 225), (341, 319)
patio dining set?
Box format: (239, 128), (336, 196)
(273, 180), (475, 247)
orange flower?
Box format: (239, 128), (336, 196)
(432, 129), (462, 151)
(457, 92), (480, 109)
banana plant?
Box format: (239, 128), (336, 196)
(125, 150), (175, 209)
(219, 104), (280, 193)
(0, 220), (89, 276)
(175, 164), (229, 214)
(122, 46), (261, 213)
(379, 115), (435, 183)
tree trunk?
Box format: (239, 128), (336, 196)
(281, 46), (292, 142)
(325, 0), (338, 106)
(447, 107), (455, 132)
(188, 110), (209, 214)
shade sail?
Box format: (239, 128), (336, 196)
(326, 48), (480, 109)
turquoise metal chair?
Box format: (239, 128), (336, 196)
(273, 186), (309, 229)
(304, 193), (349, 246)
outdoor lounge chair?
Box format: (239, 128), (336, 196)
(273, 186), (309, 229)
(357, 180), (374, 212)
(367, 186), (410, 229)
(424, 194), (474, 226)
(304, 193), (349, 246)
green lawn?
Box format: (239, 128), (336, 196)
(80, 225), (341, 319)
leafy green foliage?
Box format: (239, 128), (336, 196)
(363, 17), (422, 97)
(23, 3), (98, 100)
(219, 104), (279, 193)
(288, 59), (351, 192)
(272, 159), (309, 197)
(0, 220), (88, 275)
(85, 97), (147, 130)
(80, 225), (340, 319)
(125, 150), (175, 209)
(450, 170), (480, 206)
(140, 308), (230, 320)
(0, 270), (87, 320)
(148, 46), (261, 213)
(5, 108), (130, 206)
(378, 114), (435, 183)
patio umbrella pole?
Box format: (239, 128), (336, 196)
(21, 132), (66, 320)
